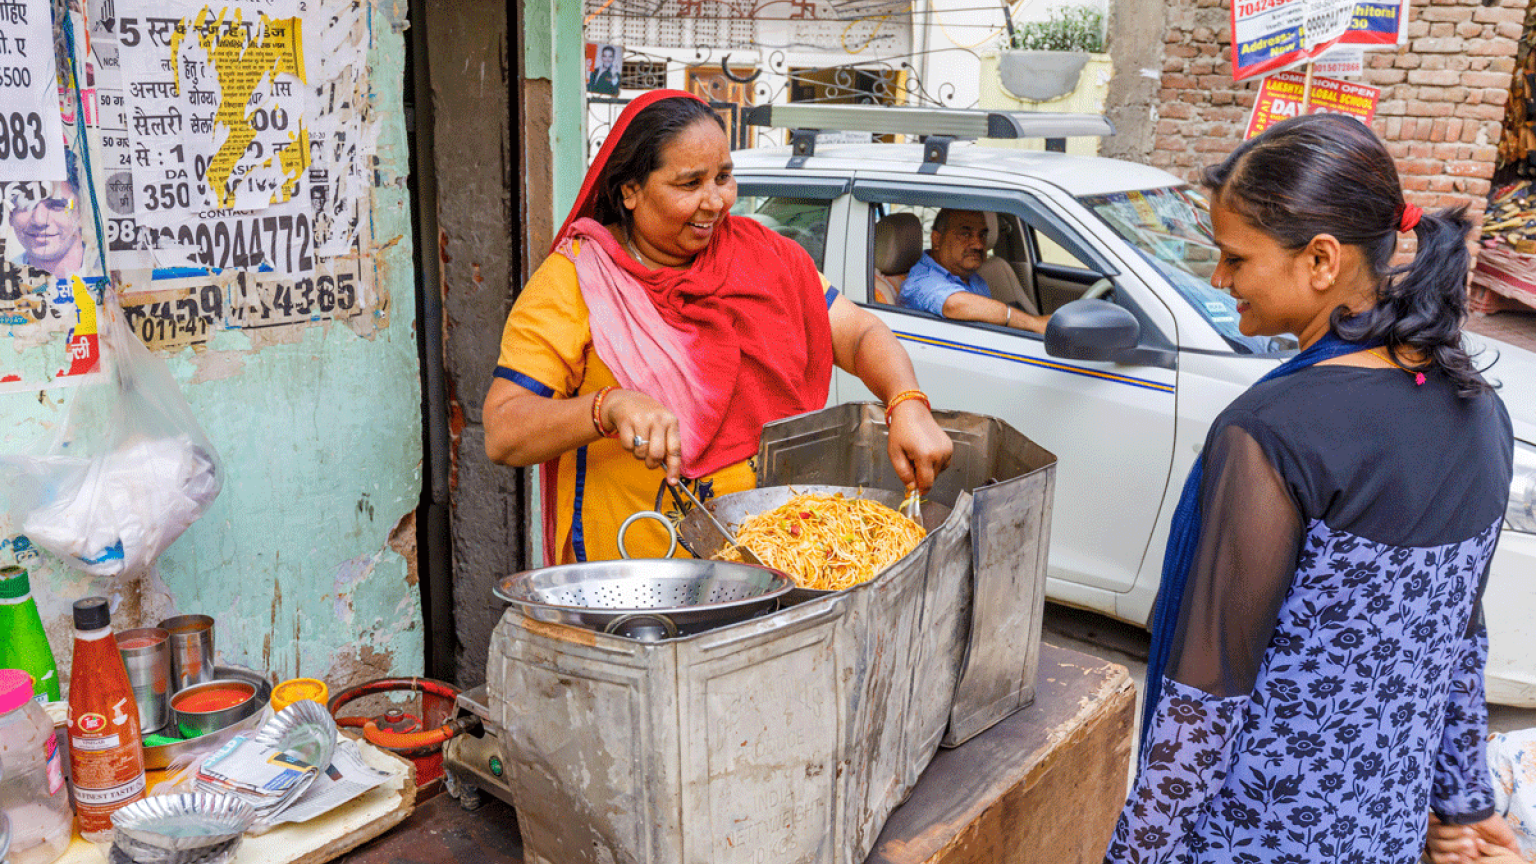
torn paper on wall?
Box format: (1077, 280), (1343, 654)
(0, 0), (68, 180)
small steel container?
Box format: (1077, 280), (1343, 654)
(170, 680), (258, 739)
(117, 627), (171, 734)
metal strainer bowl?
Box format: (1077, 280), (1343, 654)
(493, 559), (794, 640)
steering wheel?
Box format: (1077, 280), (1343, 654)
(1081, 277), (1115, 301)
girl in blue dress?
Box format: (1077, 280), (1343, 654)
(1103, 114), (1515, 864)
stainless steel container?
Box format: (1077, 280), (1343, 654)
(118, 627), (171, 734)
(489, 495), (972, 864)
(159, 615), (215, 692)
(757, 403), (1057, 746)
(170, 680), (258, 739)
(487, 405), (1055, 864)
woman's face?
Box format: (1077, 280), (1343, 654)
(1209, 199), (1327, 342)
(623, 118), (735, 267)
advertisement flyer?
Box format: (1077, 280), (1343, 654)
(1231, 0), (1411, 82)
(0, 0), (68, 180)
(117, 0), (313, 274)
(1244, 70), (1381, 138)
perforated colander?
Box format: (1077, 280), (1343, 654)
(493, 559), (794, 641)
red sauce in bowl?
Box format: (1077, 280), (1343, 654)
(173, 684), (253, 713)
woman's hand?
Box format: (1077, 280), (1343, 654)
(603, 388), (683, 483)
(1427, 813), (1522, 864)
(1476, 838), (1530, 863)
(887, 399), (953, 495)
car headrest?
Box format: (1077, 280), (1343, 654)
(874, 212), (923, 275)
(984, 211), (1001, 252)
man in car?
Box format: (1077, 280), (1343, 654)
(898, 208), (1048, 334)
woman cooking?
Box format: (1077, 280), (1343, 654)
(484, 90), (953, 564)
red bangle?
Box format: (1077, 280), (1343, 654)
(590, 386), (618, 438)
(884, 389), (930, 426)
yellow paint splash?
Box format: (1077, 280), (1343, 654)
(170, 8), (310, 208)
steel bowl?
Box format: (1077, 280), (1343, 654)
(142, 666), (271, 770)
(171, 680), (258, 739)
(494, 558), (794, 640)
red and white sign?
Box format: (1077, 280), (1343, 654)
(1244, 71), (1381, 139)
(1232, 0), (1411, 82)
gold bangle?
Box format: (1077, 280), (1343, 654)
(884, 389), (930, 426)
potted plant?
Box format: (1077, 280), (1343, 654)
(997, 4), (1105, 102)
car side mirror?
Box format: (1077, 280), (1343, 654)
(1044, 298), (1140, 361)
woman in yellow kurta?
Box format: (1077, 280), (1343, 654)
(484, 91), (952, 564)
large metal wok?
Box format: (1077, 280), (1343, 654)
(663, 484), (950, 593)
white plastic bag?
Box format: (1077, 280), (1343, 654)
(0, 283), (223, 576)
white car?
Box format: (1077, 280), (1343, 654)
(730, 108), (1536, 705)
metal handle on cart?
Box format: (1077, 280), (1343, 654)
(602, 612), (680, 641)
(617, 510), (679, 559)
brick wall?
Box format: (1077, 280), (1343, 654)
(1139, 0), (1525, 241)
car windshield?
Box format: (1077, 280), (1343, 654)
(1078, 186), (1283, 355)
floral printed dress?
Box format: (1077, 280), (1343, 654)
(1105, 365), (1513, 864)
(1487, 728), (1536, 860)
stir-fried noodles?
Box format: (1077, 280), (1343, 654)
(714, 492), (926, 591)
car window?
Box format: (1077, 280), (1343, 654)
(1078, 187), (1279, 355)
(867, 204), (1037, 317)
(731, 195), (831, 268)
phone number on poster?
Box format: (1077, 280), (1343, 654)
(138, 214), (316, 274)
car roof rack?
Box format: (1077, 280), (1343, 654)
(740, 104), (1115, 168)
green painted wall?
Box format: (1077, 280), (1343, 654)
(1, 0), (422, 691)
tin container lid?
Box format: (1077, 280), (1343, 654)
(0, 566), (28, 599)
(0, 669), (34, 713)
(270, 678), (328, 713)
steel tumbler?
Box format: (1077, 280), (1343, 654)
(116, 627), (171, 733)
(158, 614), (215, 692)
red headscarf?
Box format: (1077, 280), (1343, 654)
(539, 90), (834, 563)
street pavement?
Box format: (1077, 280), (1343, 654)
(1466, 308), (1536, 354)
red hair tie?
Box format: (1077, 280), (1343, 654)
(1396, 203), (1422, 233)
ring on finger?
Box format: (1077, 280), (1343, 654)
(632, 435), (648, 448)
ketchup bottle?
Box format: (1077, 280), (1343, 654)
(66, 597), (145, 842)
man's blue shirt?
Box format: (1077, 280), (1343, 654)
(898, 252), (989, 316)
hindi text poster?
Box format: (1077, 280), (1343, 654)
(118, 0), (314, 274)
(0, 0), (68, 180)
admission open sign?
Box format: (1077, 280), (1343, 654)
(1232, 0), (1410, 81)
(1244, 71), (1381, 138)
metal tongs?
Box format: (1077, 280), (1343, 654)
(900, 488), (923, 525)
(669, 482), (766, 567)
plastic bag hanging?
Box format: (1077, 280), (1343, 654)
(0, 278), (223, 576)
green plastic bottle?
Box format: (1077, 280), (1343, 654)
(0, 566), (60, 702)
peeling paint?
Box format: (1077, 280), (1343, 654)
(388, 510), (419, 588)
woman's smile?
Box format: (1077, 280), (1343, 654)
(621, 118), (736, 268)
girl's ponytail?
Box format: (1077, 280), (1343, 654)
(1206, 114), (1493, 397)
(1333, 206), (1490, 397)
